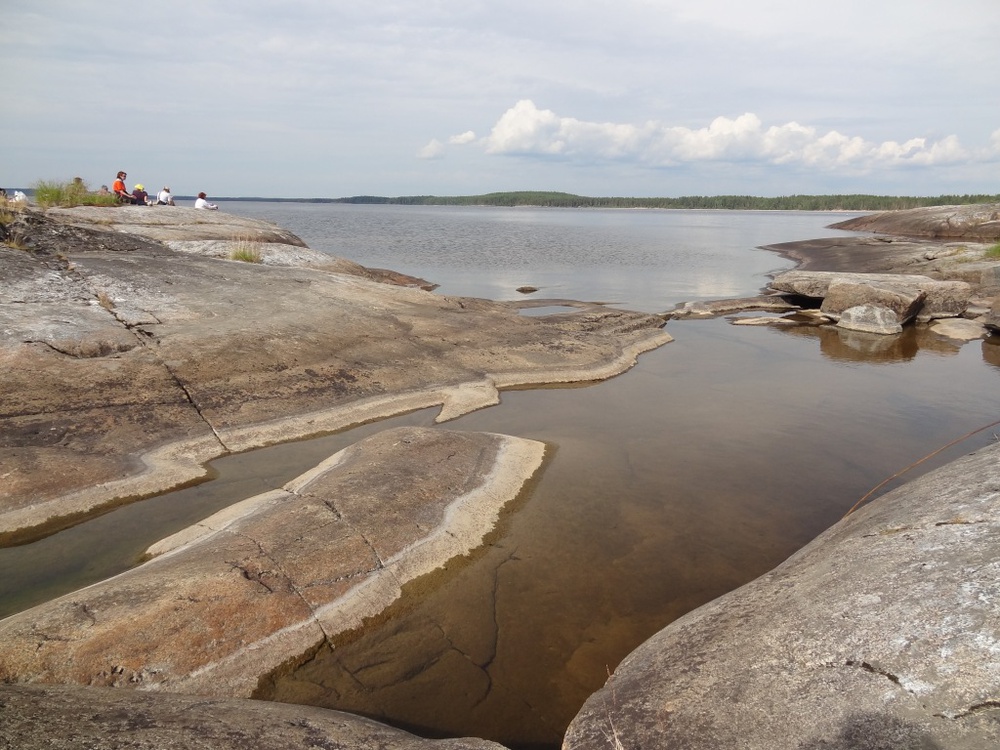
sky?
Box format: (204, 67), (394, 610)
(2, 1), (999, 199)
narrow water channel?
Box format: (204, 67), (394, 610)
(254, 318), (1000, 748)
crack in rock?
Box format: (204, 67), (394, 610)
(936, 700), (1000, 719)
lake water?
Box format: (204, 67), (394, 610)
(5, 204), (1000, 749)
(219, 202), (845, 312)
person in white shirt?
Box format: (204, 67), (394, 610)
(156, 186), (175, 205)
(194, 192), (218, 210)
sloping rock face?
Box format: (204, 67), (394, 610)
(43, 205), (431, 282)
(0, 427), (544, 700)
(830, 203), (1000, 240)
(0, 208), (669, 544)
(0, 683), (508, 750)
(564, 442), (1000, 750)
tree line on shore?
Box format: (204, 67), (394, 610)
(221, 191), (1000, 211)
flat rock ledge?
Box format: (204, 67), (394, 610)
(0, 426), (544, 701)
(564, 440), (1000, 750)
(671, 203), (1000, 335)
(0, 682), (505, 750)
(0, 207), (669, 544)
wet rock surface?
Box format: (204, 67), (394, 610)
(0, 427), (543, 701)
(0, 207), (669, 544)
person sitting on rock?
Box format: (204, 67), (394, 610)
(133, 184), (150, 205)
(194, 192), (218, 210)
(156, 186), (175, 206)
(112, 171), (136, 204)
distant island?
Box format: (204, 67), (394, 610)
(208, 191), (1000, 211)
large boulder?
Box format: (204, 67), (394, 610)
(820, 280), (925, 323)
(564, 441), (1000, 750)
(836, 304), (904, 334)
(770, 270), (970, 321)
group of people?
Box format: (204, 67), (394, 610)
(111, 170), (217, 209)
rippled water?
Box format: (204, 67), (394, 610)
(222, 202), (845, 310)
(5, 204), (1000, 749)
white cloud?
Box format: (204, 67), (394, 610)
(417, 139), (446, 159)
(477, 100), (985, 172)
(449, 131), (477, 145)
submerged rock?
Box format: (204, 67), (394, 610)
(0, 427), (544, 699)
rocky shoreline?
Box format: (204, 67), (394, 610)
(0, 206), (668, 545)
(2, 202), (1000, 748)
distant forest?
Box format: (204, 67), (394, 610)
(218, 191), (1000, 211)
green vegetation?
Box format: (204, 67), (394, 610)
(985, 242), (1000, 258)
(229, 236), (263, 263)
(332, 191), (1000, 211)
(218, 191), (1000, 211)
(33, 178), (119, 208)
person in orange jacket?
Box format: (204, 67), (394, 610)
(112, 171), (136, 204)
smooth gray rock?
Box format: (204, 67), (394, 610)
(830, 203), (1000, 240)
(564, 441), (1000, 750)
(770, 270), (970, 321)
(836, 304), (903, 334)
(0, 683), (508, 750)
(820, 280), (925, 323)
(929, 318), (987, 341)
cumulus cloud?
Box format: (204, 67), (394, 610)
(449, 130), (477, 145)
(478, 100), (984, 171)
(417, 138), (446, 159)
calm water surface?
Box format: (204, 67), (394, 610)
(5, 204), (1000, 749)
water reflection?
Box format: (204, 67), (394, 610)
(761, 320), (971, 363)
(259, 319), (1000, 749)
(982, 336), (1000, 368)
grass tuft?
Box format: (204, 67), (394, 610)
(985, 242), (1000, 258)
(229, 235), (264, 263)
